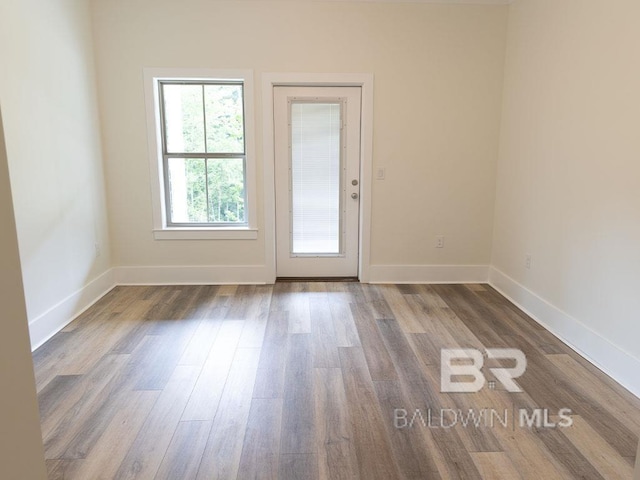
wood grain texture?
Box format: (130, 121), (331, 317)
(280, 333), (316, 454)
(314, 368), (360, 480)
(339, 347), (401, 479)
(114, 365), (200, 480)
(310, 294), (341, 368)
(252, 310), (289, 399)
(180, 320), (244, 421)
(373, 380), (442, 479)
(42, 354), (130, 457)
(279, 454), (319, 480)
(329, 300), (361, 348)
(553, 415), (634, 479)
(635, 441), (640, 480)
(378, 284), (426, 333)
(546, 353), (640, 435)
(349, 303), (398, 381)
(70, 390), (159, 480)
(195, 347), (261, 480)
(155, 420), (212, 480)
(471, 452), (523, 480)
(236, 398), (282, 480)
(33, 283), (640, 479)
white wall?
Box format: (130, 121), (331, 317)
(492, 0), (640, 394)
(91, 0), (508, 282)
(0, 107), (47, 479)
(0, 0), (113, 348)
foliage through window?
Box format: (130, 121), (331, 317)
(159, 81), (246, 225)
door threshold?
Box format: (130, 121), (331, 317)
(276, 277), (359, 283)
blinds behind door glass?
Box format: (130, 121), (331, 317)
(291, 102), (342, 254)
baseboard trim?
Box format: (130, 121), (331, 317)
(367, 264), (489, 284)
(113, 265), (270, 285)
(29, 269), (116, 351)
(488, 267), (640, 398)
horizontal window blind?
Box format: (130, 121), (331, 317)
(290, 102), (342, 254)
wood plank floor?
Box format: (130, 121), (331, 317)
(33, 283), (640, 479)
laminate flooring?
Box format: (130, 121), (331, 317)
(33, 283), (640, 479)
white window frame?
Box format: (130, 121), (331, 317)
(143, 68), (257, 240)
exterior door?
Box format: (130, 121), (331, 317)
(274, 86), (361, 277)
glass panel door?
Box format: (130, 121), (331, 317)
(290, 102), (342, 255)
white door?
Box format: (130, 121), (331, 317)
(274, 86), (361, 278)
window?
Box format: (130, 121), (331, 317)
(144, 69), (257, 240)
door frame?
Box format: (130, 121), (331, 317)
(262, 73), (374, 283)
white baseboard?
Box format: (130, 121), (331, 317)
(367, 264), (489, 284)
(113, 265), (270, 285)
(489, 267), (640, 398)
(29, 269), (116, 351)
(114, 264), (489, 285)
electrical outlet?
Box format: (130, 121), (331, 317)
(376, 167), (386, 180)
(436, 235), (444, 248)
(525, 254), (532, 269)
(95, 243), (101, 259)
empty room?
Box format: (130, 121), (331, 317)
(1, 0), (639, 479)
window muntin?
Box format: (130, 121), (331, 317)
(158, 81), (247, 226)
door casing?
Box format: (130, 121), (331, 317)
(262, 73), (374, 283)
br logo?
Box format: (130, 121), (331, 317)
(440, 349), (527, 393)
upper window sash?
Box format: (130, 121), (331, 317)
(158, 81), (246, 157)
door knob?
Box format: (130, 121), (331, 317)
(351, 192), (359, 200)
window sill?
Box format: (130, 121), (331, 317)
(153, 228), (258, 240)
